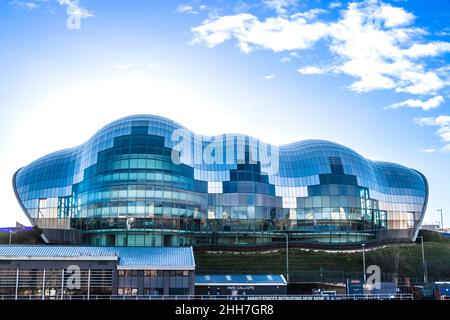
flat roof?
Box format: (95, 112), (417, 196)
(195, 274), (287, 286)
(0, 245), (195, 270)
(0, 227), (33, 232)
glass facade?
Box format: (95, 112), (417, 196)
(118, 270), (191, 296)
(13, 115), (428, 246)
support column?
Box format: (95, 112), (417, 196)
(112, 269), (118, 295)
(42, 269), (46, 300)
(87, 269), (91, 300)
(15, 269), (19, 300)
(189, 271), (195, 296)
(163, 271), (170, 295)
(61, 269), (65, 300)
(138, 270), (144, 296)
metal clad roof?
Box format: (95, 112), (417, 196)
(0, 227), (33, 232)
(115, 247), (195, 269)
(195, 274), (287, 285)
(0, 246), (195, 270)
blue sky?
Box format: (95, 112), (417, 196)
(0, 0), (449, 227)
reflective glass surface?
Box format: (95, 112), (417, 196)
(13, 115), (428, 246)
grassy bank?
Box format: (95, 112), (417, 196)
(0, 229), (44, 245)
(195, 241), (450, 281)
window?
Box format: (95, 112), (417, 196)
(144, 270), (157, 277)
(118, 288), (138, 295)
(169, 288), (189, 295)
(38, 198), (47, 218)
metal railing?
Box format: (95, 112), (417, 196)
(0, 293), (413, 301)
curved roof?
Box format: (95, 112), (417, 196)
(15, 114), (426, 190)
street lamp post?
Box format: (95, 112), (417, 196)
(437, 209), (444, 230)
(9, 229), (12, 245)
(277, 233), (289, 282)
(420, 236), (428, 284)
(362, 243), (366, 284)
(283, 233), (289, 282)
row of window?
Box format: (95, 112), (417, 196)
(31, 200), (421, 221)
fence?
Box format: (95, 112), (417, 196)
(0, 293), (414, 301)
(194, 269), (447, 286)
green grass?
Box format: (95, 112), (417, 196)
(194, 241), (450, 281)
(0, 229), (45, 245)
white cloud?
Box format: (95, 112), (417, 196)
(290, 9), (327, 20)
(387, 95), (444, 111)
(280, 52), (300, 63)
(191, 13), (329, 53)
(435, 29), (450, 37)
(414, 115), (450, 126)
(57, 0), (94, 19)
(9, 1), (39, 10)
(404, 42), (450, 58)
(298, 66), (328, 75)
(191, 13), (254, 49)
(264, 74), (275, 80)
(192, 0), (450, 150)
(414, 115), (450, 148)
(329, 1), (342, 9)
(263, 0), (297, 15)
(396, 71), (446, 95)
(418, 148), (436, 153)
(190, 0), (450, 96)
(377, 2), (415, 27)
(326, 1), (444, 94)
(176, 4), (197, 15)
(437, 126), (450, 142)
(350, 74), (396, 92)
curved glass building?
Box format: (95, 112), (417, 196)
(13, 115), (428, 247)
